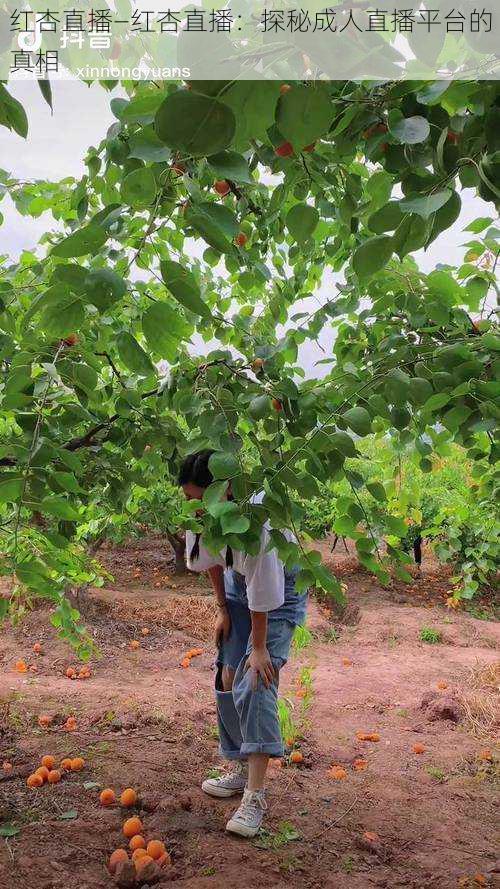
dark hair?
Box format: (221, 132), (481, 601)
(178, 450), (214, 488)
(178, 450), (233, 568)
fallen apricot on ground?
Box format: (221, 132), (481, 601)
(130, 640), (140, 650)
(70, 757), (85, 771)
(38, 714), (52, 728)
(289, 751), (304, 764)
(328, 765), (347, 780)
(123, 816), (143, 838)
(157, 851), (172, 868)
(66, 667), (76, 679)
(15, 659), (28, 673)
(61, 758), (73, 771)
(48, 769), (61, 783)
(342, 657), (352, 666)
(147, 840), (166, 860)
(478, 749), (493, 762)
(353, 758), (368, 771)
(180, 657), (191, 668)
(132, 848), (149, 863)
(356, 731), (380, 742)
(100, 788), (116, 806)
(27, 773), (43, 788)
(413, 743), (425, 754)
(120, 788), (138, 807)
(108, 849), (129, 874)
(41, 755), (56, 770)
(35, 766), (50, 782)
(33, 643), (43, 654)
(141, 627), (149, 635)
(2, 761), (13, 772)
(129, 835), (146, 851)
(437, 680), (448, 689)
(64, 717), (77, 731)
(135, 854), (154, 873)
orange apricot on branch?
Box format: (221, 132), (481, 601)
(214, 179), (230, 196)
(235, 232), (247, 247)
(275, 141), (294, 158)
(272, 398), (283, 412)
(120, 788), (138, 807)
(100, 788), (117, 806)
(108, 849), (129, 874)
(123, 816), (143, 838)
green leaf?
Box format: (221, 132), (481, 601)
(40, 496), (80, 521)
(276, 86), (333, 148)
(142, 301), (191, 361)
(384, 370), (410, 404)
(408, 377), (433, 405)
(40, 295), (84, 337)
(128, 128), (171, 162)
(208, 451), (240, 480)
(59, 809), (78, 821)
(464, 217), (493, 234)
(390, 115), (430, 145)
(392, 214), (430, 258)
(342, 406), (372, 437)
(52, 472), (84, 494)
(160, 260), (210, 318)
(0, 823), (20, 837)
(366, 481), (387, 501)
(155, 91), (235, 157)
(416, 82), (451, 105)
(465, 276), (488, 311)
(38, 79), (53, 111)
(390, 405), (411, 429)
(286, 204), (319, 243)
(367, 201), (402, 234)
(85, 268), (127, 311)
(221, 509), (250, 535)
(203, 480), (228, 513)
(329, 431), (357, 457)
(207, 150), (252, 184)
(0, 84), (28, 138)
(427, 191), (461, 245)
(221, 82), (281, 149)
(353, 235), (393, 279)
(51, 224), (106, 258)
(185, 205), (234, 253)
(400, 190), (452, 219)
(121, 168), (157, 210)
(121, 90), (165, 124)
(0, 475), (23, 502)
(116, 332), (155, 376)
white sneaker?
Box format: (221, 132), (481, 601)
(226, 788), (267, 838)
(201, 762), (247, 798)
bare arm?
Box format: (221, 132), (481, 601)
(246, 611), (275, 688)
(207, 565), (231, 646)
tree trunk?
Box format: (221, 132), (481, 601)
(166, 531), (186, 574)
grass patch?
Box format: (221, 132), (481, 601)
(419, 626), (442, 644)
(292, 624), (314, 652)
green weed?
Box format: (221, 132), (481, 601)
(420, 626), (442, 644)
(254, 821), (300, 850)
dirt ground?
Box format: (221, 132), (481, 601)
(0, 535), (498, 889)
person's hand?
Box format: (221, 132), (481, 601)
(215, 606), (231, 647)
(245, 647), (275, 690)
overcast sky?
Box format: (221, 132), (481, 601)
(0, 80), (495, 372)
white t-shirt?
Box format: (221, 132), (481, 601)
(185, 494), (295, 613)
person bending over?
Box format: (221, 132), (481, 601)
(178, 450), (307, 838)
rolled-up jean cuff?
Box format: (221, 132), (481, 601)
(218, 748), (248, 760)
(240, 741), (284, 756)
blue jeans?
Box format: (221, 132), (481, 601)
(215, 568), (306, 760)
